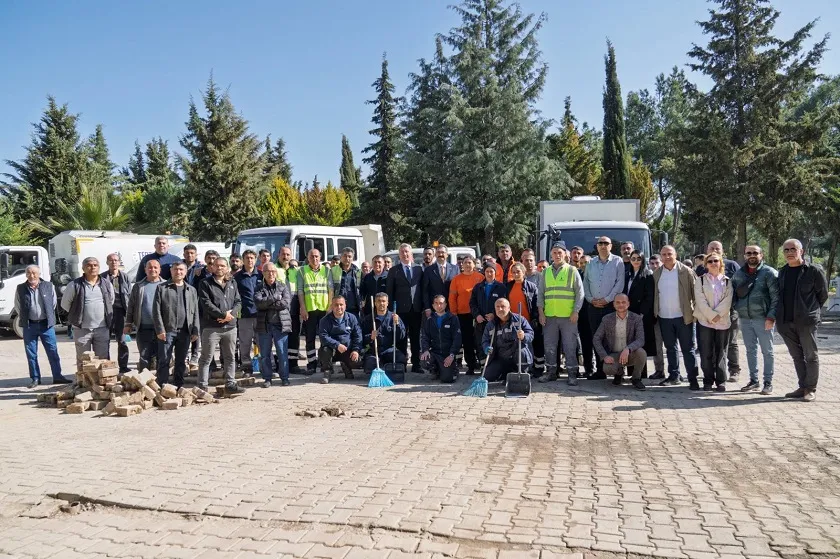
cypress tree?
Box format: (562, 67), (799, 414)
(263, 135), (293, 184)
(87, 124), (115, 191)
(339, 134), (361, 209)
(124, 141), (147, 186)
(145, 137), (179, 185)
(602, 40), (630, 199)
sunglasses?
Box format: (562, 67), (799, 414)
(597, 241), (610, 246)
(707, 259), (720, 264)
(744, 251), (759, 256)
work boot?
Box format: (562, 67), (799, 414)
(567, 371), (578, 386)
(715, 384), (726, 392)
(785, 388), (805, 398)
(538, 371), (558, 383)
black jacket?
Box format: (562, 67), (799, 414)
(776, 262), (828, 326)
(100, 270), (131, 309)
(420, 312), (462, 356)
(152, 281), (200, 336)
(198, 276), (241, 330)
(361, 310), (405, 355)
(470, 280), (508, 319)
(360, 271), (389, 316)
(624, 269), (657, 356)
(422, 262), (460, 311)
(254, 280), (292, 334)
(386, 262), (424, 313)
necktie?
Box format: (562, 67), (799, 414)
(405, 266), (411, 281)
(440, 265), (446, 280)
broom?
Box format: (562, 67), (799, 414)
(464, 327), (494, 397)
(368, 297), (394, 388)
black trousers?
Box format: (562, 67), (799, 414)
(578, 300), (595, 373)
(304, 310), (327, 371)
(110, 305), (130, 373)
(485, 356), (518, 382)
(698, 324), (729, 387)
(157, 327), (191, 388)
(396, 310), (422, 368)
(365, 349), (407, 373)
(587, 303), (614, 374)
(726, 313), (741, 375)
(457, 314), (479, 370)
(474, 320), (489, 360)
(424, 353), (459, 382)
(777, 322), (820, 391)
(136, 327), (158, 372)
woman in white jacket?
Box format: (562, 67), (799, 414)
(694, 254), (734, 391)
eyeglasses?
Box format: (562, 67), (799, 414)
(707, 259), (720, 264)
(630, 257), (642, 262)
(597, 241), (610, 246)
(744, 251), (759, 256)
(782, 247), (799, 252)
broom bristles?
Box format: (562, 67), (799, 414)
(463, 377), (488, 398)
(368, 367), (394, 388)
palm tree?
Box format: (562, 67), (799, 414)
(29, 184), (131, 235)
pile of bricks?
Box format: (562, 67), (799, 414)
(36, 351), (218, 416)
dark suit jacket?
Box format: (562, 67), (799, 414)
(422, 262), (460, 311)
(360, 271), (389, 316)
(593, 311), (645, 358)
(386, 262), (424, 314)
(625, 270), (656, 356)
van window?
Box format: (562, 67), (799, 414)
(337, 238), (358, 258)
(327, 239), (335, 259)
(297, 237), (326, 262)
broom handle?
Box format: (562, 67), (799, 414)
(518, 302), (522, 374)
(480, 327), (495, 379)
(392, 302), (397, 366)
(371, 296), (380, 369)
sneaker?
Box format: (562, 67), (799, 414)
(785, 388), (805, 399)
(803, 390), (816, 402)
(760, 383), (773, 395)
(679, 375), (687, 383)
(649, 371), (665, 380)
(225, 383), (244, 394)
(727, 374), (739, 383)
(741, 381), (760, 392)
(632, 379), (646, 391)
(262, 380), (272, 388)
(715, 384), (726, 392)
(27, 379), (41, 389)
(659, 378), (681, 386)
(612, 375), (623, 386)
(281, 379), (290, 386)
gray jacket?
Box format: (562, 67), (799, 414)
(593, 311), (645, 358)
(152, 281), (200, 337)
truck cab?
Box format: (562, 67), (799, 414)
(0, 246), (52, 338)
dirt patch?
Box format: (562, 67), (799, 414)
(480, 416), (534, 426)
(420, 414), (439, 421)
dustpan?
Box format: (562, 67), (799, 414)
(505, 303), (531, 398)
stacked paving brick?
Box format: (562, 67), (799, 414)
(36, 351), (224, 415)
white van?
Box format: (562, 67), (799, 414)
(124, 241), (230, 281)
(234, 225), (385, 265)
(384, 246), (477, 267)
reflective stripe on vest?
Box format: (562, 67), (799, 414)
(543, 264), (576, 317)
(302, 265), (329, 311)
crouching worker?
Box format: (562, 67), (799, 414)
(318, 296), (363, 384)
(481, 298), (534, 382)
(592, 293), (647, 390)
(420, 295), (462, 382)
(361, 292), (407, 374)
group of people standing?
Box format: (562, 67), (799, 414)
(16, 234), (828, 401)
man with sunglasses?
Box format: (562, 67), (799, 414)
(731, 245), (778, 395)
(775, 239), (827, 402)
(582, 236), (625, 379)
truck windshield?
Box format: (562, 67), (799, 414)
(554, 228), (651, 258)
(236, 232), (291, 259)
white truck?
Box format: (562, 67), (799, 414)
(0, 245), (52, 337)
(234, 224), (385, 265)
(384, 246), (478, 267)
(535, 197), (666, 261)
(124, 241), (230, 281)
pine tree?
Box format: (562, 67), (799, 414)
(339, 135), (361, 209)
(683, 0), (830, 258)
(87, 124), (115, 191)
(602, 40), (631, 200)
(547, 97), (603, 197)
(178, 75), (267, 241)
(426, 0), (570, 250)
(1, 97), (89, 239)
(263, 135), (293, 184)
(360, 54), (404, 241)
(124, 141), (147, 186)
(145, 137), (178, 185)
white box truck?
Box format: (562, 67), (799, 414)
(0, 245), (52, 337)
(234, 225), (385, 265)
(536, 197), (666, 261)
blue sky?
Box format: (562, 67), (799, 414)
(1, 0), (837, 187)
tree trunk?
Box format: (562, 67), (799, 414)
(484, 226), (495, 260)
(768, 236), (779, 269)
(670, 199), (680, 246)
(827, 235), (838, 280)
(735, 216), (748, 266)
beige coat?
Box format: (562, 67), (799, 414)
(693, 274), (733, 329)
(653, 261), (696, 326)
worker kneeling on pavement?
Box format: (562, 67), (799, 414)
(361, 292), (407, 373)
(481, 298), (534, 382)
(592, 293), (647, 390)
(317, 296), (363, 384)
(420, 294), (463, 382)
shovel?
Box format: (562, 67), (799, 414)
(505, 303), (531, 398)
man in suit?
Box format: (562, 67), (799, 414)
(593, 293), (647, 390)
(422, 245), (460, 318)
(386, 243), (424, 371)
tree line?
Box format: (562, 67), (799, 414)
(2, 0), (839, 274)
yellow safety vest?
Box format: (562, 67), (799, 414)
(301, 265), (329, 311)
(543, 264), (577, 318)
(277, 266), (298, 293)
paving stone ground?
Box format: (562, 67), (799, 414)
(1, 323), (840, 559)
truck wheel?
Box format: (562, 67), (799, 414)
(12, 314), (24, 339)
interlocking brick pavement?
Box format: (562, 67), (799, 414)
(1, 328), (839, 558)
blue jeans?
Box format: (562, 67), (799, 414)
(259, 325), (289, 381)
(23, 320), (63, 381)
(157, 327), (191, 388)
(739, 318), (774, 384)
(658, 317), (697, 381)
